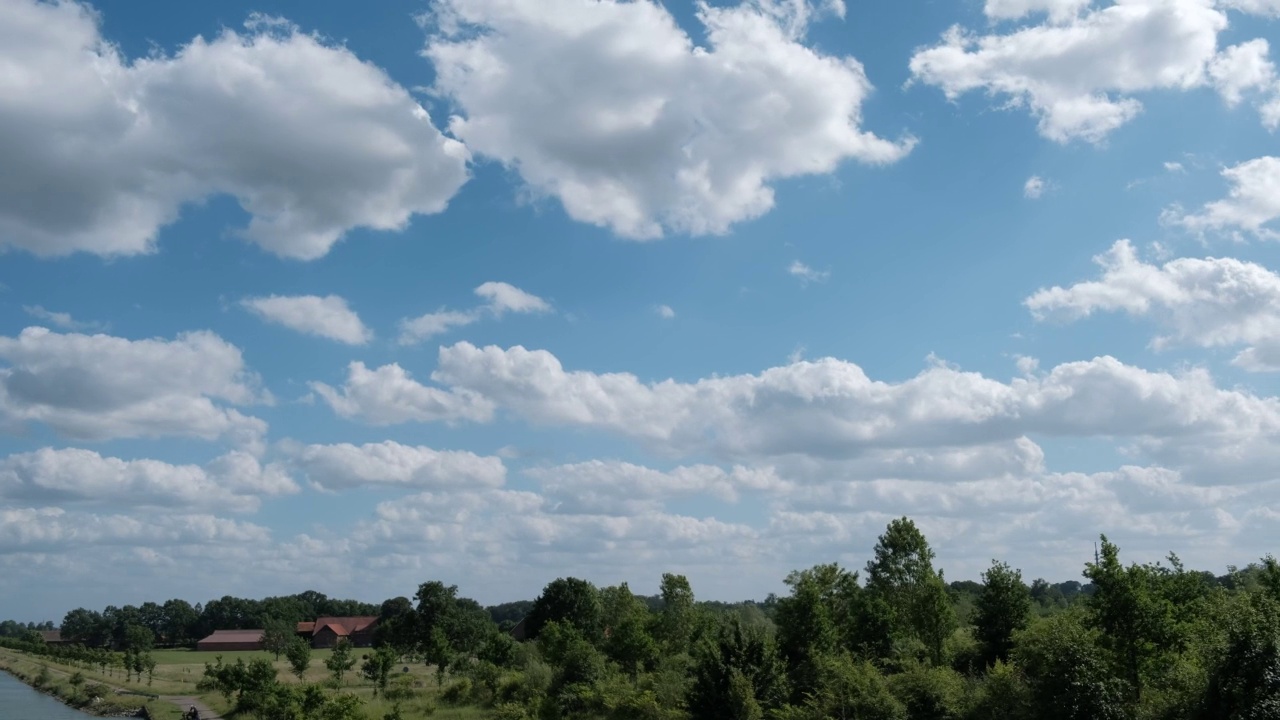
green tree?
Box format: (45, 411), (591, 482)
(361, 645), (398, 697)
(975, 560), (1032, 667)
(1014, 611), (1129, 720)
(286, 636), (312, 680)
(528, 577), (603, 642)
(326, 638), (356, 684)
(688, 616), (787, 720)
(864, 517), (957, 665)
(657, 573), (697, 652)
(774, 563), (860, 702)
(262, 616), (294, 660)
(123, 623), (154, 652)
(600, 583), (658, 676)
(783, 653), (905, 720)
(1084, 535), (1177, 703)
(1198, 594), (1280, 719)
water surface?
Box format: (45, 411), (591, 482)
(0, 671), (97, 719)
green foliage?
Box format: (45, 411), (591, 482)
(1198, 593), (1280, 719)
(864, 517), (957, 665)
(975, 560), (1032, 667)
(528, 577), (604, 642)
(774, 563), (860, 702)
(361, 644), (398, 696)
(887, 663), (968, 720)
(325, 638), (357, 683)
(968, 659), (1033, 720)
(785, 653), (905, 720)
(286, 634), (312, 679)
(1014, 611), (1131, 720)
(261, 616), (294, 660)
(687, 616), (787, 720)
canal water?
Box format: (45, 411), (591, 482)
(0, 671), (97, 719)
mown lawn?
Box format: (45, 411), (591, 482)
(0, 647), (494, 719)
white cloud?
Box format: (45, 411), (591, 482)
(22, 306), (99, 332)
(311, 361), (494, 425)
(1164, 161), (1186, 173)
(0, 327), (267, 444)
(242, 295), (372, 345)
(424, 0), (913, 239)
(656, 305), (676, 319)
(0, 448), (296, 513)
(1168, 156), (1280, 238)
(789, 260), (830, 285)
(0, 1), (468, 260)
(398, 281), (551, 345)
(1220, 0), (1280, 16)
(909, 0), (1278, 142)
(474, 281), (552, 315)
(285, 440), (506, 491)
(527, 460), (788, 514)
(0, 507), (271, 553)
(430, 341), (1280, 482)
(1207, 39), (1277, 107)
(1026, 239), (1280, 370)
(1024, 175), (1047, 198)
(984, 0), (1092, 22)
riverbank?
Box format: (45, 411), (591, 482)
(0, 649), (181, 719)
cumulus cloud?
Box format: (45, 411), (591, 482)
(22, 306), (100, 332)
(984, 0), (1092, 22)
(528, 460), (788, 514)
(424, 0), (913, 239)
(242, 295), (372, 345)
(311, 361), (493, 425)
(0, 448), (296, 512)
(1167, 156), (1280, 238)
(1027, 240), (1280, 370)
(398, 281), (551, 345)
(284, 440), (506, 491)
(909, 0), (1278, 142)
(1024, 175), (1047, 198)
(0, 0), (468, 259)
(656, 305), (676, 319)
(1220, 0), (1280, 16)
(429, 341), (1280, 481)
(0, 506), (271, 553)
(789, 261), (830, 285)
(0, 327), (268, 444)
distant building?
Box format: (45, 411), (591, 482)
(196, 629), (265, 652)
(308, 617), (378, 649)
(509, 617), (528, 642)
(39, 630), (70, 646)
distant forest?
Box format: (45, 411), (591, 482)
(3, 516), (1279, 719)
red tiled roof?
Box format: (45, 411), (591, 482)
(312, 616), (378, 634)
(39, 630), (62, 643)
(198, 629), (264, 643)
(315, 623), (349, 637)
(296, 622), (316, 634)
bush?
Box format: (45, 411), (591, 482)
(441, 678), (473, 705)
(491, 702), (530, 720)
(383, 675), (419, 702)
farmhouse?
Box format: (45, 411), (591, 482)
(196, 629), (265, 652)
(308, 616), (378, 648)
(39, 630), (71, 646)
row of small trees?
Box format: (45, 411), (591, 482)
(0, 635), (157, 684)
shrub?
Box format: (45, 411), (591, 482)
(441, 678), (473, 705)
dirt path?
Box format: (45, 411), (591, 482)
(161, 696), (222, 719)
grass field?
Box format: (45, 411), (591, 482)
(0, 647), (491, 719)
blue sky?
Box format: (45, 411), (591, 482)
(3, 0), (1280, 621)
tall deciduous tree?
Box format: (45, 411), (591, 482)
(864, 518), (956, 665)
(285, 636), (311, 680)
(527, 577), (603, 642)
(262, 617), (294, 660)
(326, 639), (356, 684)
(774, 563), (859, 702)
(975, 560), (1031, 667)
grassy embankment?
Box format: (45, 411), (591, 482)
(0, 646), (487, 719)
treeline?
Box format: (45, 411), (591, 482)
(340, 517), (1280, 719)
(0, 619), (54, 637)
(52, 591), (380, 650)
